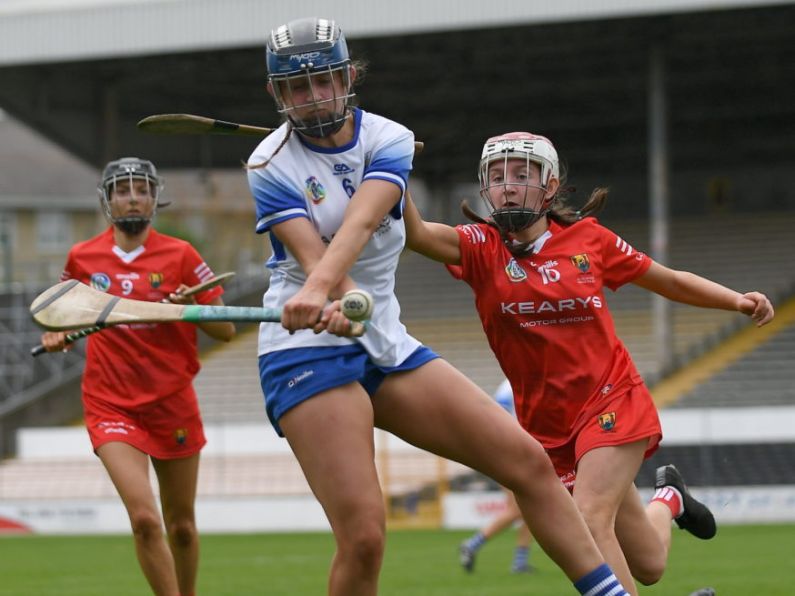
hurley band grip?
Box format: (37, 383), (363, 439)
(30, 279), (80, 315)
(94, 296), (121, 326)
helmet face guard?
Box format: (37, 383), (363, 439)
(478, 133), (560, 233)
(267, 17), (354, 138)
(97, 157), (163, 235)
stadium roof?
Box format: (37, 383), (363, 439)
(0, 1), (793, 198)
(0, 0), (791, 65)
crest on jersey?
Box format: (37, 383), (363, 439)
(598, 411), (616, 431)
(505, 258), (527, 282)
(174, 428), (188, 445)
(570, 253), (590, 273)
(305, 176), (326, 204)
(90, 272), (111, 292)
(149, 272), (164, 288)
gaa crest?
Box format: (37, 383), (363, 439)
(305, 176), (326, 204)
(504, 258), (527, 282)
(90, 272), (111, 292)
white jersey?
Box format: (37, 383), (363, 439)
(247, 108), (421, 367)
(494, 379), (516, 417)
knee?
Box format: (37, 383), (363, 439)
(626, 543), (667, 586)
(632, 560), (665, 586)
(499, 440), (557, 492)
(340, 521), (385, 569)
(128, 509), (164, 542)
(576, 498), (616, 541)
(166, 517), (197, 548)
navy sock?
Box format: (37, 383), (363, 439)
(464, 531), (486, 552)
(574, 563), (629, 595)
(512, 546), (529, 568)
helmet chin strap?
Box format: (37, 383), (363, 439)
(113, 217), (150, 236)
(291, 108), (349, 138)
(491, 207), (548, 233)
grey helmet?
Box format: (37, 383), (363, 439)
(97, 157), (164, 235)
(266, 17), (354, 138)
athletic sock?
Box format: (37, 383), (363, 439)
(464, 531), (487, 552)
(652, 486), (684, 518)
(574, 563), (629, 596)
(512, 546), (529, 569)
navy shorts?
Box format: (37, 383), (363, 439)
(258, 344), (438, 436)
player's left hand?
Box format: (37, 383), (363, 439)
(313, 300), (360, 337)
(165, 284), (197, 305)
(737, 291), (774, 326)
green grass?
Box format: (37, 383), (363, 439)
(0, 524), (792, 595)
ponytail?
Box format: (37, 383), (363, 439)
(246, 123), (294, 171)
(547, 186), (609, 225)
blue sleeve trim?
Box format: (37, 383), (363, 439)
(255, 208), (308, 234)
(248, 168), (305, 232)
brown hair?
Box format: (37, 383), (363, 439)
(247, 59), (368, 171)
(462, 169), (609, 256)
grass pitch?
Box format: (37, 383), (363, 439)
(0, 524), (791, 595)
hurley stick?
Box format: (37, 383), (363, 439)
(30, 279), (365, 342)
(30, 272), (235, 356)
(137, 113), (425, 153)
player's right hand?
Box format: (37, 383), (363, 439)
(41, 331), (71, 353)
(737, 291), (774, 327)
(283, 285), (328, 334)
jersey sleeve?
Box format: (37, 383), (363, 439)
(363, 125), (414, 204)
(453, 223), (495, 289)
(362, 127), (414, 195)
(599, 223), (653, 290)
(180, 244), (223, 305)
(247, 163), (307, 235)
(59, 249), (79, 281)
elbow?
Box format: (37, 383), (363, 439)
(221, 324), (236, 342)
(405, 234), (423, 253)
(405, 225), (432, 256)
(211, 324), (236, 343)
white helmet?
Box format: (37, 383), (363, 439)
(478, 132), (560, 232)
(479, 132), (559, 184)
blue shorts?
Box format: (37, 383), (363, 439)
(258, 344), (438, 436)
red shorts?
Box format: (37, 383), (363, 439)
(546, 384), (662, 491)
(83, 385), (206, 460)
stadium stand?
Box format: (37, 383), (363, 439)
(0, 429), (470, 507)
(673, 319), (795, 408)
(0, 287), (86, 405)
(2, 213), (794, 525)
(193, 326), (264, 423)
(4, 214), (793, 428)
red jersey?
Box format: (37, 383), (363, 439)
(453, 218), (652, 449)
(61, 227), (223, 408)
